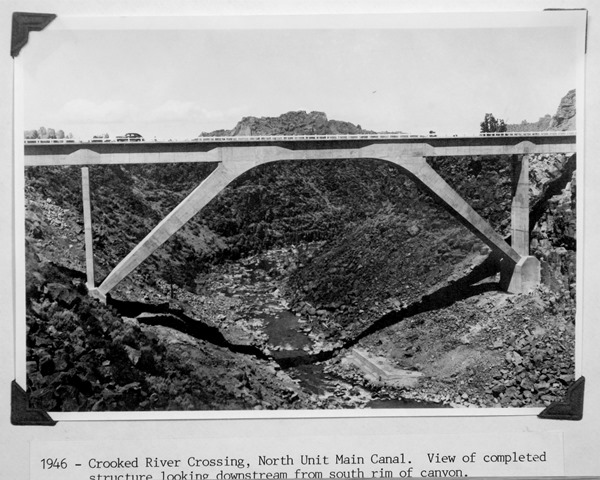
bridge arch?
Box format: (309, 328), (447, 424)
(89, 150), (526, 300)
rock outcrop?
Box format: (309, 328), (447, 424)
(508, 89), (575, 132)
(548, 89), (576, 131)
(201, 111), (374, 137)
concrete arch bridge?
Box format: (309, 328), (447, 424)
(23, 133), (576, 301)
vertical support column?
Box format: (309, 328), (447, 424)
(511, 154), (530, 256)
(81, 167), (95, 289)
(501, 154), (540, 294)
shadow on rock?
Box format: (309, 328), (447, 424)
(107, 296), (270, 360)
(276, 254), (503, 369)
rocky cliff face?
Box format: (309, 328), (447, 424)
(548, 89), (576, 131)
(507, 115), (552, 133)
(508, 89), (575, 132)
(201, 111), (373, 137)
(525, 88), (577, 291)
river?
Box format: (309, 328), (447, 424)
(189, 244), (447, 409)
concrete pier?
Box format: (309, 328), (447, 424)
(511, 154), (530, 256)
(501, 255), (541, 294)
(502, 154), (540, 294)
(81, 167), (95, 290)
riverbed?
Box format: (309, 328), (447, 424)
(175, 244), (447, 409)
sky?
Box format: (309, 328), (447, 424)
(21, 19), (581, 140)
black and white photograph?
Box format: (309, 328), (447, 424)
(19, 12), (583, 414)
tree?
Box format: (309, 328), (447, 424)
(25, 127), (70, 139)
(480, 113), (507, 133)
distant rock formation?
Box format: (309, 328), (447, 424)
(200, 111), (374, 137)
(506, 115), (553, 133)
(548, 89), (576, 131)
(205, 90), (576, 138)
(507, 89), (575, 132)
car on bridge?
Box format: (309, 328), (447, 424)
(116, 132), (144, 142)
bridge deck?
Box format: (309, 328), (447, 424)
(23, 132), (576, 166)
(23, 130), (576, 145)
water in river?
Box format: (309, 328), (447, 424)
(204, 246), (446, 408)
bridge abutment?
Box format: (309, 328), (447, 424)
(88, 287), (107, 303)
(500, 255), (541, 294)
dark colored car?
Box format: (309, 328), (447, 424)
(117, 132), (144, 142)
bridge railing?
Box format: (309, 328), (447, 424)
(23, 130), (577, 145)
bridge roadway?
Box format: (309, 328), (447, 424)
(23, 132), (577, 300)
(24, 131), (576, 166)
